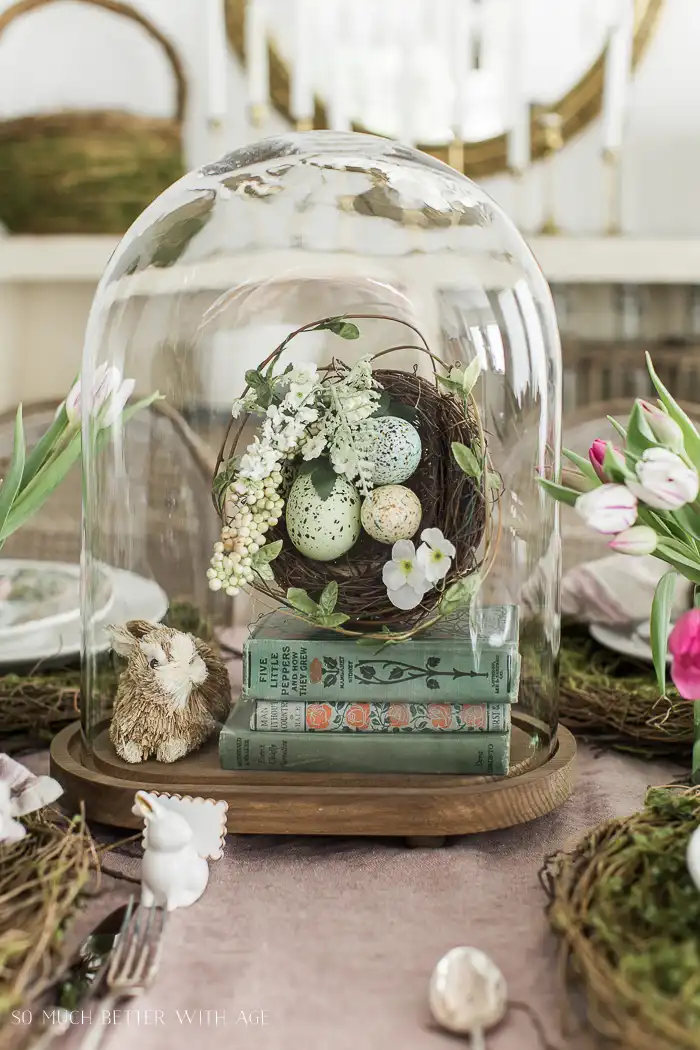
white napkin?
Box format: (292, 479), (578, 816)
(561, 554), (692, 627)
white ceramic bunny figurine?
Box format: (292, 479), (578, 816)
(133, 791), (209, 911)
(0, 753), (63, 842)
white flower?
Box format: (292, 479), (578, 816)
(287, 362), (318, 388)
(608, 525), (658, 556)
(302, 432), (327, 461)
(382, 540), (430, 610)
(575, 484), (638, 534)
(239, 439), (281, 481)
(231, 393), (259, 419)
(64, 362), (134, 427)
(295, 405), (319, 425)
(417, 528), (456, 583)
(626, 447), (700, 511)
(275, 418), (307, 452)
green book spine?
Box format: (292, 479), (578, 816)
(251, 700), (510, 733)
(220, 704), (511, 774)
(244, 643), (519, 702)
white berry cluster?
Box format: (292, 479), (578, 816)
(207, 471), (285, 595)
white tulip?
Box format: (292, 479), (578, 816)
(574, 485), (638, 534)
(626, 447), (699, 511)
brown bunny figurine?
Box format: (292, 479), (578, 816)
(108, 620), (231, 764)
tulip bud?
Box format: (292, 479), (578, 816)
(608, 525), (657, 556)
(575, 484), (638, 534)
(639, 400), (685, 453)
(589, 439), (608, 481)
(627, 447), (699, 511)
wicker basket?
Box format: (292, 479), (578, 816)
(0, 0), (186, 234)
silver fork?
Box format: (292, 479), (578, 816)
(80, 904), (167, 1050)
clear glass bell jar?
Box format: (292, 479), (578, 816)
(80, 130), (561, 780)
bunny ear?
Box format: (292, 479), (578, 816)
(133, 790), (159, 819)
(107, 620), (157, 657)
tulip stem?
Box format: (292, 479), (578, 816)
(693, 702), (700, 786)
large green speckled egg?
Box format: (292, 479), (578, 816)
(348, 416), (422, 486)
(285, 473), (361, 561)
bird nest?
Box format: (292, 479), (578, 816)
(558, 624), (692, 758)
(265, 370), (486, 630)
(212, 314), (496, 640)
(543, 786), (700, 1050)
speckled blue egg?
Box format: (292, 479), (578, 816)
(285, 473), (361, 561)
(353, 416), (422, 485)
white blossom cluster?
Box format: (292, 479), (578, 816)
(209, 356), (383, 596)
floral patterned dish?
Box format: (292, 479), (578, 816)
(0, 559), (111, 641)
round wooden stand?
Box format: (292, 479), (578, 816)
(50, 719), (576, 839)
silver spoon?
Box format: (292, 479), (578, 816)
(429, 946), (508, 1048)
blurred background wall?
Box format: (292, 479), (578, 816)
(0, 0), (698, 411)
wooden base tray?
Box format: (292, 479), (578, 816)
(50, 719), (576, 839)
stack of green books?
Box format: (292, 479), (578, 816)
(219, 606), (520, 775)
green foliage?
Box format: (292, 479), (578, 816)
(371, 390), (418, 424)
(537, 478), (580, 508)
(438, 576), (480, 617)
(285, 584), (350, 628)
(297, 457), (337, 500)
(313, 318), (360, 339)
(451, 441), (482, 480)
(0, 406), (26, 539)
(244, 368), (274, 409)
(562, 446), (600, 483)
(650, 570), (677, 695)
(250, 540), (283, 583)
(647, 351), (700, 465)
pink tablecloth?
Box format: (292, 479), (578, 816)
(23, 743), (680, 1050)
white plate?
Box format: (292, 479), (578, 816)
(0, 566), (168, 669)
(0, 559), (111, 641)
(589, 622), (670, 664)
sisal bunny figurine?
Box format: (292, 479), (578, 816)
(108, 620), (231, 764)
(133, 790), (209, 910)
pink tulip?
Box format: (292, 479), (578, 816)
(589, 439), (609, 481)
(669, 608), (700, 699)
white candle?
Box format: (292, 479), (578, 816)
(506, 0), (530, 172)
(602, 0), (635, 154)
(245, 0), (269, 116)
(450, 0), (473, 136)
(290, 0), (314, 126)
(207, 0), (228, 124)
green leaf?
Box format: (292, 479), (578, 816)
(0, 406), (26, 538)
(650, 570), (677, 695)
(607, 416), (628, 441)
(562, 447), (599, 484)
(624, 400), (656, 459)
(388, 400), (418, 424)
(436, 374), (464, 395)
(452, 441), (482, 480)
(254, 539), (283, 564)
(298, 459), (319, 474)
(319, 581), (338, 615)
(602, 443), (632, 484)
(0, 428), (80, 542)
(286, 588), (319, 615)
(245, 369), (266, 390)
(460, 357), (481, 398)
(324, 320), (360, 339)
(253, 562), (275, 582)
(655, 541), (700, 584)
(537, 478), (580, 508)
(646, 352), (700, 465)
(309, 459), (338, 500)
(438, 576), (480, 616)
(21, 402), (68, 489)
(317, 612), (350, 628)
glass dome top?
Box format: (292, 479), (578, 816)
(80, 131), (562, 780)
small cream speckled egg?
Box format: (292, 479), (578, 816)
(361, 485), (422, 545)
(285, 472), (361, 561)
(350, 416), (422, 486)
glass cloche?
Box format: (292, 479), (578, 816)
(76, 131), (562, 795)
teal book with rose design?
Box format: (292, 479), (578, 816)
(242, 605), (519, 702)
(220, 701), (511, 774)
(251, 700), (511, 732)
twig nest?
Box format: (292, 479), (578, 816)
(348, 416), (422, 485)
(286, 473), (362, 561)
(361, 484), (422, 544)
(429, 946), (508, 1036)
